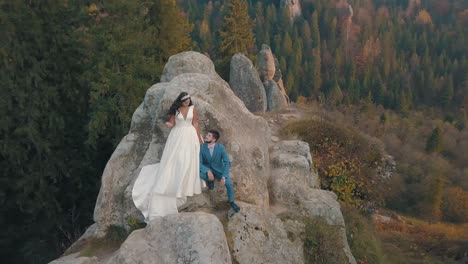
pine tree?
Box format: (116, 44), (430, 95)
(219, 0), (255, 58)
(302, 21), (312, 51)
(282, 32), (293, 55)
(426, 127), (444, 153)
(199, 3), (214, 52)
(0, 1), (95, 262)
(87, 0), (192, 148)
(311, 48), (322, 96)
(311, 11), (321, 49)
(328, 71), (343, 106)
(255, 2), (265, 47)
(440, 75), (454, 107)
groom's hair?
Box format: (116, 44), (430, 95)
(208, 129), (220, 142)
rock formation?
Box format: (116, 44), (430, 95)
(50, 51), (356, 264)
(257, 45), (289, 110)
(258, 44), (276, 81)
(229, 54), (267, 112)
(280, 0), (302, 19)
(108, 213), (231, 264)
(264, 80), (288, 111)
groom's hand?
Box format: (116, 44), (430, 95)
(207, 170), (214, 181)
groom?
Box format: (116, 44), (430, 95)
(200, 130), (240, 213)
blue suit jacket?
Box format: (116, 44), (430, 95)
(200, 143), (231, 178)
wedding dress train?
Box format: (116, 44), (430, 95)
(132, 105), (201, 222)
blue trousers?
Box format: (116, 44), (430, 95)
(200, 170), (235, 202)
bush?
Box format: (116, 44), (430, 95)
(442, 187), (468, 223)
(282, 119), (385, 210)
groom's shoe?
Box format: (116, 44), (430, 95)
(207, 180), (214, 190)
(230, 202), (240, 213)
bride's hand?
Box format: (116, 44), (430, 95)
(165, 121), (173, 128)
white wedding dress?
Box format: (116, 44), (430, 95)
(132, 105), (202, 222)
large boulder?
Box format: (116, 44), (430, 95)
(107, 212), (231, 264)
(264, 80), (288, 111)
(160, 51), (226, 85)
(257, 44), (276, 81)
(273, 57), (282, 82)
(94, 52), (271, 229)
(229, 53), (267, 112)
(227, 202), (304, 264)
(49, 253), (98, 264)
(269, 140), (319, 193)
(276, 78), (289, 104)
(227, 199), (355, 264)
(269, 140), (345, 225)
(268, 139), (356, 264)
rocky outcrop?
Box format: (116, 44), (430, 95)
(268, 140), (356, 264)
(160, 51), (226, 85)
(257, 45), (289, 110)
(227, 202), (304, 264)
(269, 141), (339, 221)
(51, 51), (356, 264)
(258, 45), (276, 81)
(376, 154), (396, 179)
(229, 54), (267, 112)
(107, 212), (231, 264)
(269, 140), (319, 192)
(276, 79), (290, 104)
(280, 0), (302, 19)
(264, 80), (288, 111)
(229, 45), (288, 112)
(273, 57), (282, 82)
(94, 52), (271, 229)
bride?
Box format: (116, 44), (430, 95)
(132, 92), (204, 222)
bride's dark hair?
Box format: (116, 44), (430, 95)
(167, 92), (193, 116)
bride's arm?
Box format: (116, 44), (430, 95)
(165, 114), (175, 128)
(192, 107), (203, 143)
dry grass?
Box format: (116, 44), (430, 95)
(375, 213), (468, 263)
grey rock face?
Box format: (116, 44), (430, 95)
(273, 57), (282, 82)
(258, 44), (276, 81)
(160, 51), (226, 85)
(268, 139), (356, 264)
(49, 253), (98, 264)
(376, 154), (396, 179)
(107, 212), (231, 264)
(94, 53), (271, 229)
(51, 51), (357, 264)
(264, 80), (288, 111)
(270, 140), (319, 191)
(276, 78), (290, 104)
(227, 202), (304, 264)
(229, 53), (267, 112)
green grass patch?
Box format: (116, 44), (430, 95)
(342, 205), (388, 264)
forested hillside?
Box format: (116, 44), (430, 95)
(0, 0), (466, 263)
(0, 1), (191, 262)
(182, 0), (467, 118)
